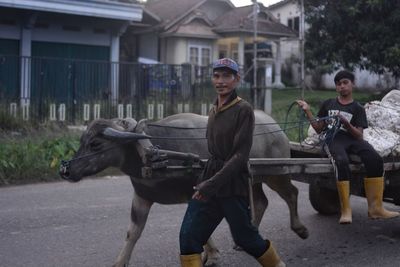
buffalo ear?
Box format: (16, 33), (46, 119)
(116, 118), (138, 132)
(102, 127), (151, 141)
(135, 119), (148, 133)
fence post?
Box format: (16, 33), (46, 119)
(22, 102), (29, 121)
(83, 104), (90, 121)
(93, 104), (101, 120)
(147, 103), (154, 119)
(157, 103), (164, 119)
(117, 104), (124, 119)
(10, 103), (17, 118)
(49, 103), (56, 121)
(59, 104), (66, 121)
(126, 104), (132, 118)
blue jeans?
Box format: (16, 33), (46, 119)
(179, 196), (268, 258)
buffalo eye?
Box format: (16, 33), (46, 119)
(90, 140), (102, 151)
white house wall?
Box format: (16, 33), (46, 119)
(321, 70), (389, 91)
(269, 2), (300, 60)
(270, 2), (300, 27)
(0, 24), (19, 40)
(161, 37), (215, 65)
(31, 23), (111, 46)
(165, 38), (187, 64)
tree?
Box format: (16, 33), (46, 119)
(304, 0), (400, 78)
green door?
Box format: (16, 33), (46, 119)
(31, 41), (110, 102)
(0, 39), (19, 101)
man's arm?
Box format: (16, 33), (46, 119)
(337, 114), (364, 140)
(296, 100), (326, 133)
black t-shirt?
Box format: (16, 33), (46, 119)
(317, 98), (368, 133)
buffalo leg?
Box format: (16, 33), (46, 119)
(264, 176), (309, 239)
(113, 190), (153, 267)
(203, 238), (220, 266)
(251, 183), (269, 227)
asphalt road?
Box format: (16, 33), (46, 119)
(1, 176), (400, 267)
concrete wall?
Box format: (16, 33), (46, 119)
(320, 70), (398, 91)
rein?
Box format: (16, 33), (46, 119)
(60, 146), (116, 171)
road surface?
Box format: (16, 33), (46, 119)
(1, 176), (399, 266)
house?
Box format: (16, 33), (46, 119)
(268, 0), (302, 86)
(268, 0), (397, 90)
(0, 0), (143, 106)
(127, 0), (296, 88)
(0, 0), (297, 123)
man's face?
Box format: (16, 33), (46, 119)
(212, 68), (240, 97)
(335, 78), (353, 97)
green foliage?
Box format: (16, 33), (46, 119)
(0, 136), (79, 186)
(0, 110), (29, 132)
(305, 0), (400, 77)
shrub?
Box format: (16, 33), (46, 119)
(0, 135), (79, 186)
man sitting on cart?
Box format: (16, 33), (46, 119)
(296, 70), (399, 224)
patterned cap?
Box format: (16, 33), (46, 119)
(212, 58), (239, 73)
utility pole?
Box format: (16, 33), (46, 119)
(299, 0), (305, 99)
(252, 0), (258, 108)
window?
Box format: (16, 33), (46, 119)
(201, 48), (210, 66)
(294, 17), (300, 32)
(190, 47), (199, 65)
(218, 44), (228, 59)
(189, 45), (211, 66)
(287, 16), (300, 32)
(230, 43), (238, 62)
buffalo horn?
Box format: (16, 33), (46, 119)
(102, 127), (151, 140)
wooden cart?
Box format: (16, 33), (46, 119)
(289, 141), (400, 214)
(141, 143), (400, 215)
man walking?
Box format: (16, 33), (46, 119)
(179, 58), (285, 267)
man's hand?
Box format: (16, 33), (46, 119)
(337, 113), (351, 129)
(296, 100), (310, 112)
(192, 186), (208, 201)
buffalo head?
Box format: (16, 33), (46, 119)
(60, 118), (150, 182)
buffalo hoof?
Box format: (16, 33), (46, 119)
(203, 256), (218, 267)
(293, 226), (309, 239)
(202, 250), (219, 267)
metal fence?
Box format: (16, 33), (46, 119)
(0, 55), (254, 124)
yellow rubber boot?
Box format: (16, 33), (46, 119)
(180, 254), (202, 267)
(336, 181), (352, 224)
(257, 243), (286, 267)
(364, 177), (400, 219)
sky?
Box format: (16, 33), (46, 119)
(230, 0), (282, 7)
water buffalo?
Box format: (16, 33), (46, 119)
(60, 110), (308, 267)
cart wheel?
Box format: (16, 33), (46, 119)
(309, 179), (340, 215)
(393, 191), (400, 206)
